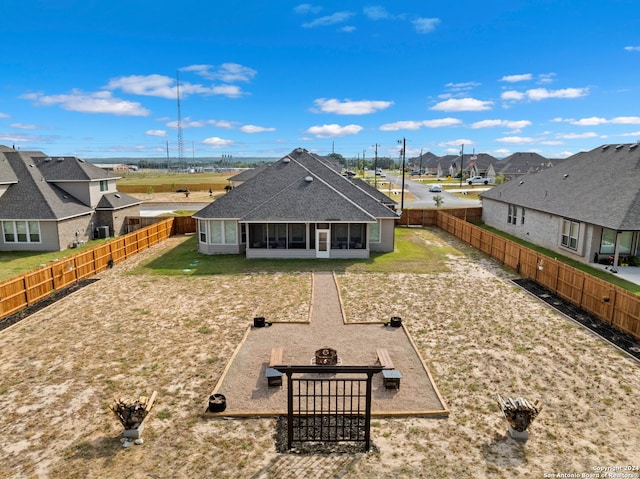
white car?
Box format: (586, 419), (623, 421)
(429, 184), (442, 192)
(467, 176), (491, 185)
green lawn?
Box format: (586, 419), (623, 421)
(131, 228), (461, 275)
(0, 239), (109, 282)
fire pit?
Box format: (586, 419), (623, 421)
(314, 347), (338, 365)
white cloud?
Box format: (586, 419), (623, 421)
(500, 74), (532, 83)
(363, 6), (391, 20)
(202, 137), (234, 147)
(438, 139), (474, 147)
(527, 87), (588, 100)
(240, 125), (276, 133)
(106, 73), (247, 99)
(379, 121), (424, 131)
(412, 17), (440, 34)
(21, 90), (150, 116)
(306, 123), (363, 138)
(624, 46), (640, 52)
(313, 98), (393, 115)
(557, 116), (640, 126)
(294, 4), (322, 15)
(423, 118), (462, 128)
(182, 63), (256, 83)
(501, 90), (525, 101)
(537, 73), (556, 84)
(496, 136), (536, 144)
(208, 120), (235, 129)
(0, 112), (10, 119)
(146, 130), (167, 137)
(556, 151), (575, 158)
(471, 119), (532, 130)
(379, 118), (460, 131)
(341, 25), (356, 32)
(619, 131), (640, 137)
(10, 123), (37, 130)
(166, 117), (206, 128)
(302, 11), (354, 28)
(501, 87), (588, 103)
(540, 140), (563, 145)
(431, 97), (493, 112)
(556, 132), (599, 139)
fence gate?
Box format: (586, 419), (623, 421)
(275, 365), (383, 451)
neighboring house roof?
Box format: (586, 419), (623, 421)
(495, 152), (553, 177)
(33, 155), (119, 181)
(0, 155), (18, 184)
(194, 148), (398, 222)
(439, 153), (498, 174)
(96, 192), (143, 210)
(228, 164), (270, 183)
(480, 143), (640, 231)
(0, 147), (141, 220)
(0, 150), (93, 220)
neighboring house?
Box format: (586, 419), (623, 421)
(480, 143), (640, 266)
(0, 145), (142, 251)
(495, 152), (553, 181)
(193, 148), (399, 259)
(441, 153), (498, 179)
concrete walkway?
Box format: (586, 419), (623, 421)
(210, 271), (447, 416)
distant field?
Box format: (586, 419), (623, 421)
(116, 170), (236, 193)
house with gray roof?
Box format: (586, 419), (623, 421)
(193, 148), (399, 258)
(494, 152), (554, 180)
(0, 145), (142, 251)
(480, 144), (640, 266)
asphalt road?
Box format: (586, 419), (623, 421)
(384, 173), (484, 208)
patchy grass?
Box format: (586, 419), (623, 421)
(130, 228), (459, 276)
(0, 239), (110, 282)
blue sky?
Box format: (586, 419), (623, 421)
(2, 1), (640, 160)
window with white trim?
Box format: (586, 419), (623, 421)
(199, 220), (207, 243)
(507, 204), (517, 225)
(561, 219), (579, 250)
(100, 180), (109, 191)
(204, 220), (238, 245)
(521, 208), (525, 225)
(369, 220), (380, 243)
(2, 221), (41, 243)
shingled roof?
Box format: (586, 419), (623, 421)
(480, 144), (640, 230)
(194, 148), (398, 222)
(0, 150), (93, 220)
(0, 147), (140, 220)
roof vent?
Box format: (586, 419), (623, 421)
(615, 144), (624, 150)
(630, 144), (638, 150)
(519, 180), (524, 185)
(304, 176), (313, 183)
(283, 156), (291, 163)
(563, 174), (569, 179)
(602, 145), (609, 150)
(114, 193), (121, 198)
(44, 157), (52, 162)
(57, 157), (64, 161)
(295, 148), (305, 154)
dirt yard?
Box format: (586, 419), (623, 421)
(0, 229), (639, 478)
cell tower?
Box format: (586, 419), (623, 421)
(176, 71), (185, 167)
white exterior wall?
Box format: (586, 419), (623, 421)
(482, 198), (596, 264)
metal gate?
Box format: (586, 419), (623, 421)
(275, 365), (383, 451)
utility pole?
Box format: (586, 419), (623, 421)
(398, 138), (407, 210)
(176, 71), (185, 169)
(459, 143), (464, 188)
(419, 148), (423, 176)
(373, 143), (379, 188)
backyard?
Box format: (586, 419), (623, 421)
(0, 227), (638, 478)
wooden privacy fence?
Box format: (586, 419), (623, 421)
(435, 211), (640, 342)
(0, 218), (174, 322)
(397, 207), (482, 226)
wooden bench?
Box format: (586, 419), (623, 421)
(376, 348), (402, 390)
(266, 347), (284, 387)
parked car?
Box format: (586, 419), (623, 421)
(410, 170), (425, 176)
(467, 176), (491, 185)
(429, 184), (442, 192)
